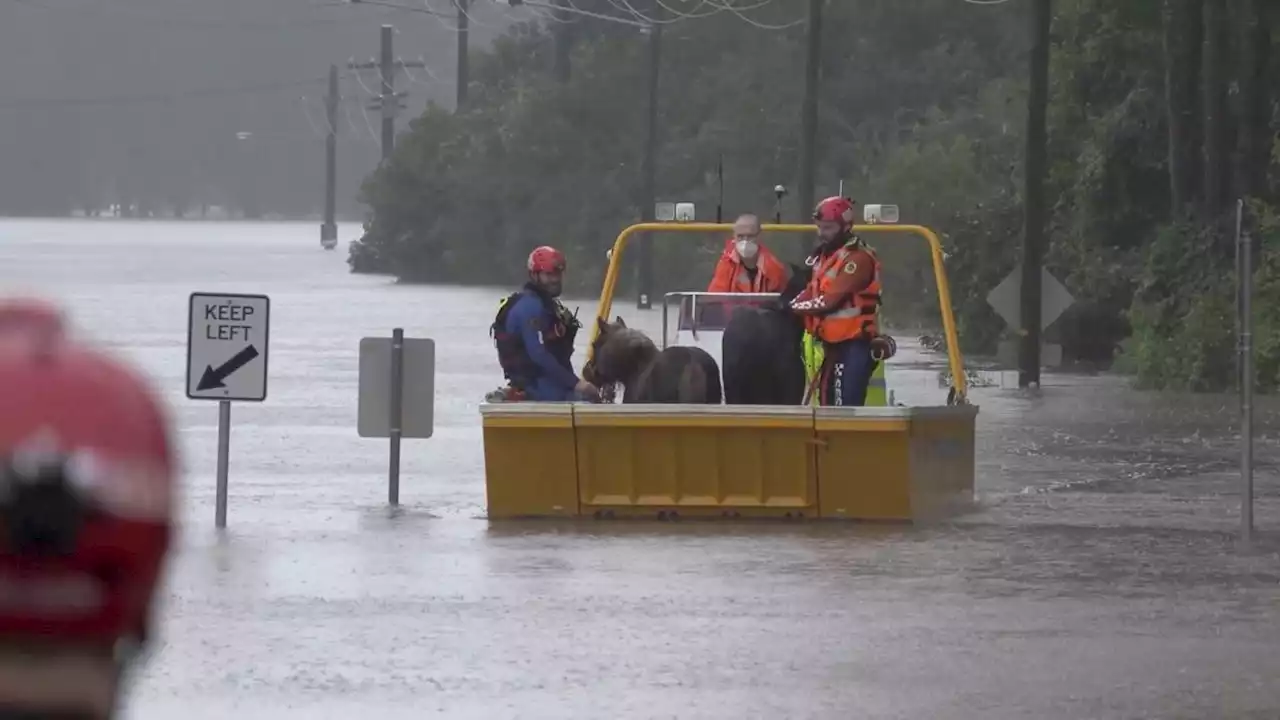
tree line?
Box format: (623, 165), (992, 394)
(350, 0), (1279, 392)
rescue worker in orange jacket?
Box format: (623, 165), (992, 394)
(707, 213), (790, 294)
(788, 196), (885, 407)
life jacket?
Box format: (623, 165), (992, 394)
(707, 239), (788, 294)
(803, 238), (882, 344)
(490, 283), (580, 389)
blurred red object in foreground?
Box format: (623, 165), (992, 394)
(0, 297), (177, 719)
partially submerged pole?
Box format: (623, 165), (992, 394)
(1018, 0), (1052, 388)
(388, 327), (404, 506)
(1237, 198), (1254, 545)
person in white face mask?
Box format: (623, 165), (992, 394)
(707, 213), (790, 294)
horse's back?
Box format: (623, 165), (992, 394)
(632, 345), (723, 404)
(722, 307), (804, 405)
(683, 345), (723, 404)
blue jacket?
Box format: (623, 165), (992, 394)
(503, 289), (580, 401)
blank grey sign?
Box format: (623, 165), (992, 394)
(357, 336), (436, 439)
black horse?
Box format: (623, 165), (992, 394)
(721, 263), (810, 405)
(585, 316), (723, 403)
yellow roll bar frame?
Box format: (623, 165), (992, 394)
(588, 222), (968, 402)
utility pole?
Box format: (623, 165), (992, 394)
(1236, 198), (1255, 545)
(715, 155), (724, 223)
(1018, 0), (1051, 388)
(456, 0), (469, 108)
(637, 19), (661, 310)
(796, 0), (822, 220)
(322, 64), (339, 248)
(348, 25), (426, 162)
(378, 25), (395, 159)
(553, 0), (572, 82)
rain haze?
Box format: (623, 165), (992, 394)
(1, 1), (1279, 719)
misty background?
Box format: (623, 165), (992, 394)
(0, 0), (517, 219)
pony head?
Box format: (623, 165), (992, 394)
(586, 315), (655, 387)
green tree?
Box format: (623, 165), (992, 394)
(352, 0), (1278, 389)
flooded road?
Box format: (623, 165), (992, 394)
(2, 218), (1279, 719)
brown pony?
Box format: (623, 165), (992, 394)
(584, 316), (723, 404)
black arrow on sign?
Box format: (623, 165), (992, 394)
(197, 345), (260, 391)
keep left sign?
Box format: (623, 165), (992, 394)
(186, 292), (270, 402)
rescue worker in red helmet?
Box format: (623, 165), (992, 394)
(490, 246), (598, 401)
(788, 196), (886, 406)
(0, 297), (176, 719)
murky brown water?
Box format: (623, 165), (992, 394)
(1, 218), (1277, 719)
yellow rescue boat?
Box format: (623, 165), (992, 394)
(481, 212), (976, 522)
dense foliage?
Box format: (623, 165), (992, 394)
(352, 0), (1278, 391)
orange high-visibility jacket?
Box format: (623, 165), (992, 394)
(801, 240), (882, 343)
(707, 238), (789, 294)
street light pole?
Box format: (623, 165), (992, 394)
(234, 131), (259, 219)
(637, 20), (660, 310)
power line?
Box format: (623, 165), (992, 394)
(523, 0), (650, 27)
(347, 0), (452, 17)
(695, 0), (804, 30)
(298, 96), (330, 138)
(601, 0), (712, 24)
(441, 0), (508, 30)
(5, 0), (375, 29)
(591, 0), (800, 29)
(0, 77), (340, 110)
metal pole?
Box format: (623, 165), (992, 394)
(322, 64), (338, 246)
(661, 294), (670, 349)
(552, 0), (572, 82)
(456, 0), (470, 108)
(796, 0), (821, 220)
(1018, 0), (1052, 388)
(215, 400), (231, 529)
(716, 155), (724, 224)
(1238, 199), (1254, 544)
(637, 20), (661, 311)
(388, 327), (404, 506)
(379, 24), (395, 161)
(1237, 199), (1244, 392)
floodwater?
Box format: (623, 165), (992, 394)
(2, 218), (1279, 719)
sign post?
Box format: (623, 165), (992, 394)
(186, 292), (271, 529)
(358, 330), (435, 506)
(388, 328), (405, 505)
(216, 400), (232, 527)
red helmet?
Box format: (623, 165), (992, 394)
(814, 196), (857, 226)
(0, 297), (63, 337)
(527, 246), (566, 274)
(0, 298), (175, 649)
